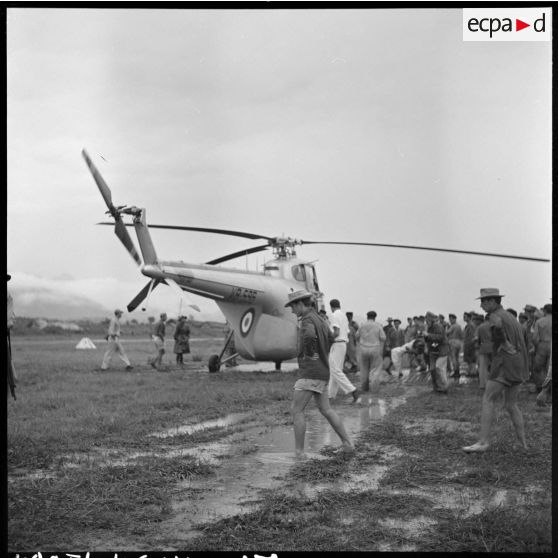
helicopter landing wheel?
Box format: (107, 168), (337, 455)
(208, 354), (221, 373)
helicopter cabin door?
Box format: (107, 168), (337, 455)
(291, 263), (322, 302)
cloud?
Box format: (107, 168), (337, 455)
(8, 272), (224, 322)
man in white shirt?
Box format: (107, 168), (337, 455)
(101, 309), (134, 371)
(328, 299), (360, 403)
(391, 338), (426, 379)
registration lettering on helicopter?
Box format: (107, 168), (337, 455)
(227, 286), (258, 302)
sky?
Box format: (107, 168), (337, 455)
(6, 7), (552, 325)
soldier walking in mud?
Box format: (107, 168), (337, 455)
(285, 290), (355, 460)
(463, 288), (529, 453)
(327, 299), (360, 403)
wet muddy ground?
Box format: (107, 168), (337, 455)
(8, 364), (551, 551)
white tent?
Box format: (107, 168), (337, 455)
(75, 337), (96, 349)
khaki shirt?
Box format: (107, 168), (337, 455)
(533, 315), (552, 346)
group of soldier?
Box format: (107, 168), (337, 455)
(340, 302), (552, 397)
(304, 288), (551, 455)
(100, 310), (192, 372)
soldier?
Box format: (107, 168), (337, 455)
(532, 304), (552, 391)
(463, 289), (529, 453)
(327, 299), (360, 403)
(149, 312), (168, 371)
(463, 311), (477, 376)
(344, 311), (359, 373)
(383, 317), (395, 373)
(447, 313), (463, 378)
(173, 315), (191, 367)
(286, 290), (354, 459)
(522, 304), (537, 387)
(424, 311), (450, 393)
(356, 310), (386, 398)
(474, 314), (493, 391)
(391, 338), (426, 379)
(101, 309), (134, 371)
(389, 319), (405, 376)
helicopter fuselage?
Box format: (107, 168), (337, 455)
(142, 257), (324, 361)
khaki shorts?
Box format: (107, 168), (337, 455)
(489, 351), (524, 386)
(294, 379), (328, 393)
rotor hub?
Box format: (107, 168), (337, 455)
(270, 237), (301, 258)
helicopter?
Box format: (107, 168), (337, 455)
(82, 149), (550, 372)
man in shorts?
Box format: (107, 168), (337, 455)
(463, 288), (529, 453)
(286, 290), (355, 460)
(149, 312), (167, 370)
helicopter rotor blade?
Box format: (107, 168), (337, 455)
(165, 277), (201, 312)
(97, 222), (274, 242)
(82, 149), (115, 214)
(300, 241), (550, 263)
(127, 278), (162, 312)
(114, 219), (142, 266)
(83, 149), (142, 266)
(206, 244), (270, 265)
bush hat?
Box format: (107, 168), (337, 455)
(476, 288), (505, 300)
(425, 311), (437, 321)
(523, 304), (537, 312)
(285, 289), (313, 307)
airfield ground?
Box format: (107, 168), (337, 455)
(6, 334), (552, 552)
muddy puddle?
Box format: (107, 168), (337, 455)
(10, 371), (537, 550)
(150, 391), (416, 544)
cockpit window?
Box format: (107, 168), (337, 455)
(292, 264), (306, 282)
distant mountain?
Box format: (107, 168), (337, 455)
(9, 281), (225, 323)
(10, 288), (112, 321)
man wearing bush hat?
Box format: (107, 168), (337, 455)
(463, 288), (529, 453)
(285, 290), (354, 458)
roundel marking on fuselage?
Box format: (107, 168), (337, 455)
(240, 308), (256, 337)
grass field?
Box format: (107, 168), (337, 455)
(6, 335), (552, 552)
